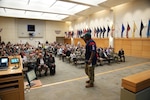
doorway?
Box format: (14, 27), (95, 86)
(56, 37), (65, 44)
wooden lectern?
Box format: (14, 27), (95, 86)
(0, 55), (25, 100)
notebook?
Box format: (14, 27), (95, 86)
(0, 57), (9, 71)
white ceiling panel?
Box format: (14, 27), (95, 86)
(5, 9), (25, 15)
(69, 5), (89, 14)
(0, 0), (134, 21)
(0, 0), (28, 8)
(29, 0), (56, 6)
(50, 1), (89, 15)
(41, 13), (68, 21)
(52, 1), (77, 10)
(70, 0), (107, 6)
(25, 11), (42, 16)
(0, 8), (5, 13)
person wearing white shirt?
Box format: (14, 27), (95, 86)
(36, 53), (48, 77)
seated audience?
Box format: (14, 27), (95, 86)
(49, 53), (56, 75)
(62, 48), (67, 62)
(65, 48), (71, 63)
(96, 49), (103, 66)
(101, 48), (110, 64)
(57, 46), (63, 60)
(27, 53), (37, 71)
(36, 53), (48, 77)
(75, 48), (81, 59)
(70, 51), (77, 64)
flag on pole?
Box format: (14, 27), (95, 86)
(147, 19), (150, 38)
(139, 20), (144, 37)
(121, 24), (125, 38)
(103, 26), (106, 38)
(126, 23), (130, 38)
(132, 22), (137, 38)
(107, 25), (110, 38)
(99, 27), (103, 38)
(96, 27), (100, 38)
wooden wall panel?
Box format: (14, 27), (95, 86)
(142, 46), (150, 51)
(141, 39), (150, 58)
(131, 45), (142, 51)
(142, 40), (150, 46)
(94, 38), (109, 48)
(115, 40), (122, 46)
(122, 39), (131, 45)
(131, 50), (142, 57)
(64, 38), (71, 44)
(114, 39), (131, 55)
(114, 38), (150, 58)
(73, 38), (85, 46)
(132, 40), (142, 46)
(142, 51), (150, 58)
(122, 45), (131, 50)
(114, 39), (123, 52)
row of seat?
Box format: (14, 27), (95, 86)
(57, 52), (125, 68)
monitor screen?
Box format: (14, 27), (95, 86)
(0, 57), (9, 67)
(10, 58), (19, 64)
(26, 70), (37, 87)
(27, 25), (35, 31)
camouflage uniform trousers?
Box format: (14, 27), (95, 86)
(85, 64), (95, 84)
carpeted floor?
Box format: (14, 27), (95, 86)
(24, 56), (150, 100)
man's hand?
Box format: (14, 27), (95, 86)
(88, 59), (92, 65)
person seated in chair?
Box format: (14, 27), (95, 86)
(43, 50), (50, 67)
(62, 48), (67, 62)
(36, 53), (48, 77)
(27, 53), (36, 71)
(118, 48), (125, 62)
(65, 48), (71, 63)
(96, 49), (103, 66)
(70, 51), (77, 64)
(101, 48), (110, 64)
(49, 53), (56, 75)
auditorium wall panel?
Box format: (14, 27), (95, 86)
(64, 38), (71, 44)
(94, 38), (109, 48)
(114, 38), (150, 58)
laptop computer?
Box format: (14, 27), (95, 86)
(0, 57), (9, 71)
(10, 58), (19, 64)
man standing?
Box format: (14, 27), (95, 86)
(82, 32), (97, 88)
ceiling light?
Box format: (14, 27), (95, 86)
(70, 0), (107, 6)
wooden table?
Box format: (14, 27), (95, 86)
(122, 70), (150, 93)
